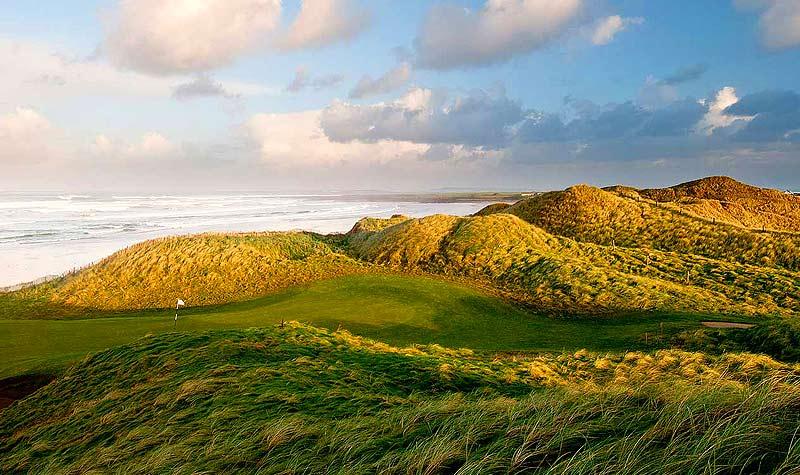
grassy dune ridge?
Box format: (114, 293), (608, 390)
(3, 176), (800, 473)
(634, 176), (800, 232)
(481, 181), (800, 271)
(49, 232), (370, 310)
(347, 213), (800, 316)
(4, 178), (799, 316)
(2, 323), (800, 473)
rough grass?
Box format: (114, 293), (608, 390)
(47, 232), (370, 310)
(0, 274), (742, 379)
(2, 323), (800, 474)
(633, 176), (800, 233)
(5, 200), (799, 318)
(480, 182), (800, 271)
(347, 214), (800, 316)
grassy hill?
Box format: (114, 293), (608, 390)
(633, 176), (800, 233)
(3, 323), (800, 473)
(347, 214), (800, 316)
(4, 194), (799, 318)
(46, 232), (369, 310)
(477, 182), (800, 271)
(2, 274), (747, 379)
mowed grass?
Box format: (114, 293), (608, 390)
(0, 274), (733, 379)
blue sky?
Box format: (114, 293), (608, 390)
(1, 0), (799, 191)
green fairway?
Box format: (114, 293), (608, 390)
(0, 274), (738, 379)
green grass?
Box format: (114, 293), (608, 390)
(3, 324), (799, 474)
(0, 274), (746, 379)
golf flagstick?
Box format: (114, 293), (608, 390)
(175, 298), (185, 327)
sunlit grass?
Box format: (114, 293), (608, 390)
(2, 323), (800, 474)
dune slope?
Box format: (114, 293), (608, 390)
(2, 323), (799, 474)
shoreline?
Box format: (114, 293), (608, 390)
(1, 197), (509, 290)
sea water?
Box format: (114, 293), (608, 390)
(0, 192), (494, 287)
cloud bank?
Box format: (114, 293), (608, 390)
(414, 0), (584, 69)
(104, 0), (282, 75)
(104, 0), (370, 75)
(591, 15), (644, 45)
(349, 63), (411, 99)
(734, 0), (800, 49)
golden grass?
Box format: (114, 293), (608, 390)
(9, 176), (797, 317)
(51, 232), (370, 310)
(348, 213), (800, 316)
(480, 182), (800, 271)
(621, 176), (800, 232)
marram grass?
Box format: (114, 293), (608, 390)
(4, 211), (800, 318)
(2, 323), (800, 474)
(480, 181), (800, 271)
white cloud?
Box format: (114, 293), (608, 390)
(734, 0), (800, 49)
(104, 0), (282, 75)
(0, 37), (273, 106)
(322, 87), (525, 147)
(91, 132), (177, 159)
(591, 15), (644, 45)
(285, 67), (345, 93)
(414, 0), (583, 69)
(695, 87), (753, 135)
(0, 107), (61, 164)
(279, 0), (370, 51)
(244, 110), (427, 166)
(349, 63), (411, 99)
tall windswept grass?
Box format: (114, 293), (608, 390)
(480, 181), (800, 271)
(51, 232), (370, 309)
(5, 175), (798, 317)
(2, 323), (800, 474)
(347, 214), (800, 316)
(634, 176), (800, 233)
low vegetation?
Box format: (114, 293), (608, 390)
(4, 178), (799, 317)
(478, 178), (800, 271)
(2, 273), (750, 379)
(49, 232), (370, 310)
(2, 323), (800, 474)
(2, 176), (800, 473)
(347, 213), (800, 316)
(674, 320), (800, 362)
(635, 176), (800, 232)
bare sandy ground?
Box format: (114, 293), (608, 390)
(701, 321), (755, 329)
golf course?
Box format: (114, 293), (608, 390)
(3, 176), (800, 473)
(0, 273), (746, 380)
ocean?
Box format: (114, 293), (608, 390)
(0, 192), (496, 288)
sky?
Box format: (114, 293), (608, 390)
(1, 0), (799, 192)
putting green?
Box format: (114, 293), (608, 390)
(0, 274), (723, 378)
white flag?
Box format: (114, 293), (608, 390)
(176, 299), (185, 307)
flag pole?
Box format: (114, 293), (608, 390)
(174, 298), (185, 328)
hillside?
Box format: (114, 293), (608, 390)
(477, 183), (800, 271)
(347, 214), (800, 316)
(3, 323), (800, 473)
(49, 232), (369, 310)
(630, 176), (800, 232)
(2, 176), (796, 317)
(4, 207), (799, 317)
